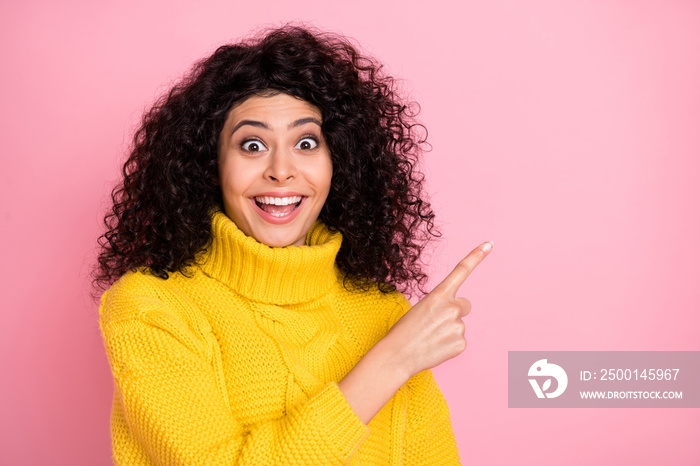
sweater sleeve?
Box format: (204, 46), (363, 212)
(403, 370), (461, 465)
(100, 287), (369, 465)
(385, 292), (462, 464)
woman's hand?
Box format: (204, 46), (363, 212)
(338, 241), (492, 424)
(385, 241), (493, 379)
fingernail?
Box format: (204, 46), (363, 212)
(481, 241), (493, 252)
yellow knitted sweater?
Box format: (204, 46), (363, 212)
(100, 211), (461, 465)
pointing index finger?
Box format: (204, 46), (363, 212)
(434, 241), (493, 297)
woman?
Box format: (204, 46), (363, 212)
(96, 25), (492, 465)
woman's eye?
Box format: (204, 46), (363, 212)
(295, 137), (318, 151)
(241, 140), (267, 152)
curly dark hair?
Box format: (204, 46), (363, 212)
(95, 25), (439, 297)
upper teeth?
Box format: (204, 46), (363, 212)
(255, 196), (303, 206)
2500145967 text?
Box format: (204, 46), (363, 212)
(582, 368), (679, 381)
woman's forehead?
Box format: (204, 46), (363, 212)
(224, 93), (323, 129)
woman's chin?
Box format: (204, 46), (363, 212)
(258, 235), (305, 248)
(248, 224), (308, 248)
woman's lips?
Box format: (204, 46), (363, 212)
(249, 194), (307, 224)
(254, 195), (303, 216)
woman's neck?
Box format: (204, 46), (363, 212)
(199, 211), (343, 304)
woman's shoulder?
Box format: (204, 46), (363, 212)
(99, 269), (211, 338)
(100, 269), (173, 314)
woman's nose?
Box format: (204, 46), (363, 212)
(264, 148), (297, 182)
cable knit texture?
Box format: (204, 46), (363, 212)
(100, 210), (461, 465)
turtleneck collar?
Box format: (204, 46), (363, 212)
(199, 211), (343, 305)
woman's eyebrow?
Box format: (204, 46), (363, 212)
(288, 117), (322, 129)
(231, 120), (270, 135)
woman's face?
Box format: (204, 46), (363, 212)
(218, 93), (333, 247)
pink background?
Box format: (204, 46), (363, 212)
(1, 1), (698, 464)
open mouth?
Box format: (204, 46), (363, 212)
(254, 195), (305, 218)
